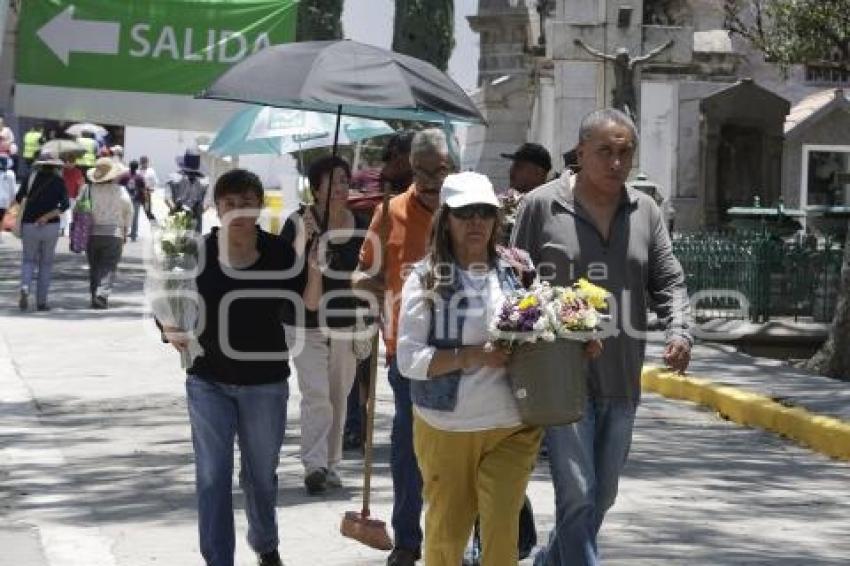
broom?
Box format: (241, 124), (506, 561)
(340, 189), (393, 551)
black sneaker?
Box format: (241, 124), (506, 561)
(36, 304), (50, 312)
(304, 468), (327, 495)
(343, 431), (363, 451)
(18, 289), (28, 311)
(92, 296), (108, 310)
(387, 547), (421, 566)
(257, 549), (283, 566)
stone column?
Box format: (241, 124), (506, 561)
(467, 0), (534, 189)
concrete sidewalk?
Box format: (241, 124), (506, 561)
(643, 338), (850, 460)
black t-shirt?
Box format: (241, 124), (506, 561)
(188, 227), (307, 385)
(280, 207), (364, 328)
(17, 170), (70, 224)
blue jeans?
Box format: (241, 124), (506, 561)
(534, 398), (637, 566)
(129, 200), (141, 240)
(20, 222), (60, 306)
(387, 358), (423, 551)
(186, 375), (289, 566)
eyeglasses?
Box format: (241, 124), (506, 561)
(449, 204), (499, 220)
(413, 164), (450, 181)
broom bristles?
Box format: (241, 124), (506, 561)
(340, 511), (394, 551)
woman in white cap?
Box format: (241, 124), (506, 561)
(86, 156), (133, 309)
(14, 151), (69, 311)
(396, 172), (542, 565)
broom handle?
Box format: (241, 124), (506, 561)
(362, 187), (391, 516)
(362, 331), (380, 515)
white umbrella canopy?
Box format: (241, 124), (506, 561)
(208, 106), (395, 157)
(65, 122), (107, 138)
(41, 138), (85, 156)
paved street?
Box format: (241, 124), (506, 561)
(1, 235), (849, 565)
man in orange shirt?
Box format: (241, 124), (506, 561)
(356, 129), (451, 566)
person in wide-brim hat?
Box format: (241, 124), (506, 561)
(176, 149), (203, 173)
(84, 157), (133, 311)
(87, 157), (124, 184)
(33, 151), (65, 168)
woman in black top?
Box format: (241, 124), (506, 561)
(15, 152), (70, 311)
(161, 169), (305, 566)
(280, 155), (365, 495)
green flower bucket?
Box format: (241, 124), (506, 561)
(508, 339), (587, 426)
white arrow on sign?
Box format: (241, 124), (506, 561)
(37, 5), (121, 66)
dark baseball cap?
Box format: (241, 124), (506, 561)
(501, 142), (552, 172)
(382, 130), (415, 162)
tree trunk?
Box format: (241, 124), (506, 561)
(803, 225), (850, 380)
(296, 0), (344, 41)
(392, 0), (455, 71)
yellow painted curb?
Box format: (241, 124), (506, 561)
(641, 366), (850, 461)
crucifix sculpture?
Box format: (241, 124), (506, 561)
(574, 38), (674, 120)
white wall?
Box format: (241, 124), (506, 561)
(639, 81), (679, 201)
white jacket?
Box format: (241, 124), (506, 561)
(0, 170), (16, 209)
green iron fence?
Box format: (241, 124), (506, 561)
(672, 231), (844, 322)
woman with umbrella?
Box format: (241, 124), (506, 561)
(14, 151), (69, 311)
(280, 155), (365, 495)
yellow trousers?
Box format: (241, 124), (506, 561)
(413, 415), (542, 566)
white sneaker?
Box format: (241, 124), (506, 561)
(325, 468), (342, 488)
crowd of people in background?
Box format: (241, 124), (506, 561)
(1, 117), (169, 312)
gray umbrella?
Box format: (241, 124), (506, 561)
(199, 39), (484, 234)
(198, 40), (485, 124)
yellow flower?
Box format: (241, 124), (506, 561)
(561, 288), (577, 303)
(518, 295), (538, 310)
(576, 278), (608, 310)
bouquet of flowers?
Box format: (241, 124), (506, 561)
(496, 245), (536, 288)
(146, 210), (203, 368)
(490, 279), (609, 348)
(498, 190), (523, 243)
(498, 190), (522, 223)
(490, 278), (610, 426)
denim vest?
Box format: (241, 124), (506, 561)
(410, 260), (520, 412)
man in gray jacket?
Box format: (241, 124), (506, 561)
(512, 108), (692, 565)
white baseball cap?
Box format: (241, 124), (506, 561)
(440, 172), (500, 209)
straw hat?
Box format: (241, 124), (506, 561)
(87, 157), (124, 183)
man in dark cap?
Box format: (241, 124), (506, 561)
(501, 142), (552, 194)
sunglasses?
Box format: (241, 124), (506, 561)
(449, 204), (499, 220)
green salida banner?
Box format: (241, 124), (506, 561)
(17, 0), (298, 96)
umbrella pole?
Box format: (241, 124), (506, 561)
(321, 105), (344, 234)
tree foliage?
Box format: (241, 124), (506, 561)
(296, 0), (344, 41)
(724, 0), (850, 68)
(392, 0), (455, 71)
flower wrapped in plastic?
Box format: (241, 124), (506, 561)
(146, 210), (204, 369)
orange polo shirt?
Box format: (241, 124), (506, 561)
(359, 185), (435, 358)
